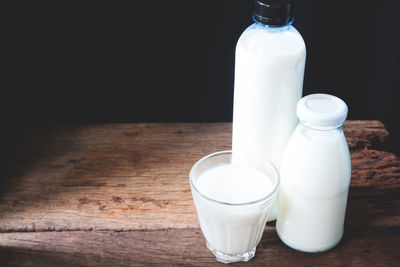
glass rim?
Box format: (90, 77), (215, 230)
(189, 150), (280, 207)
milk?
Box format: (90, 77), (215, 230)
(276, 94), (351, 252)
(232, 22), (306, 221)
(195, 164), (273, 203)
(278, 187), (348, 252)
(191, 163), (276, 257)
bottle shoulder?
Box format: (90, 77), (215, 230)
(285, 125), (350, 156)
(236, 23), (306, 56)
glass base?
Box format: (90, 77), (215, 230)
(206, 241), (256, 264)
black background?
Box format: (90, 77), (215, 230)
(3, 0), (400, 160)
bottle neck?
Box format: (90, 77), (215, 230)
(252, 16), (293, 32)
(300, 121), (343, 132)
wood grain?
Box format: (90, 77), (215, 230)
(0, 225), (399, 267)
(0, 121), (398, 233)
(343, 120), (388, 151)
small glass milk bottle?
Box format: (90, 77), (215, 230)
(276, 93), (351, 252)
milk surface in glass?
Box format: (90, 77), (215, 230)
(232, 22), (306, 221)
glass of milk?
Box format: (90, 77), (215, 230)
(189, 150), (279, 263)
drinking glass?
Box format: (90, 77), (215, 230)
(189, 150), (279, 263)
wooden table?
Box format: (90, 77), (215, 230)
(0, 121), (399, 266)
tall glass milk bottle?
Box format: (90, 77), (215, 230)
(277, 94), (351, 252)
(232, 0), (306, 221)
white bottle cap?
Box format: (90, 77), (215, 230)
(297, 93), (348, 127)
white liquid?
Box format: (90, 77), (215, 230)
(232, 23), (306, 221)
(277, 124), (351, 252)
(192, 164), (275, 255)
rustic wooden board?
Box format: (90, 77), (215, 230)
(0, 121), (399, 266)
(0, 121), (398, 233)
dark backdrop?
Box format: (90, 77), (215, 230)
(3, 0), (400, 158)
